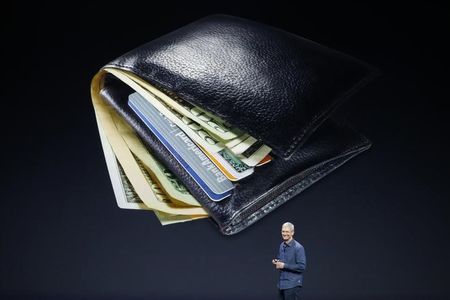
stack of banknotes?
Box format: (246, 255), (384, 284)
(92, 68), (272, 225)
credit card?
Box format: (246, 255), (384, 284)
(198, 144), (254, 181)
(128, 92), (234, 201)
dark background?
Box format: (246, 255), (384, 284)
(2, 2), (449, 299)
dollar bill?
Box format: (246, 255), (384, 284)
(91, 82), (207, 216)
(111, 113), (201, 207)
(123, 154), (207, 224)
(225, 133), (249, 149)
(229, 136), (258, 155)
(171, 103), (224, 151)
(229, 138), (272, 167)
(97, 115), (148, 210)
(123, 155), (207, 224)
(238, 143), (272, 167)
(173, 101), (241, 141)
(96, 111), (207, 224)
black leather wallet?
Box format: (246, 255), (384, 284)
(91, 14), (377, 235)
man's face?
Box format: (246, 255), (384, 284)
(281, 225), (294, 242)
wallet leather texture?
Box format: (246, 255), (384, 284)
(94, 14), (376, 234)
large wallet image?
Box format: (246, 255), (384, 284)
(90, 14), (378, 235)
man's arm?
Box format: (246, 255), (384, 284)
(282, 246), (306, 273)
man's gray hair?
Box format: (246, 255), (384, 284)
(282, 222), (295, 232)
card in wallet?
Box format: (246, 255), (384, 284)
(90, 14), (378, 235)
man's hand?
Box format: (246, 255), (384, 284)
(272, 259), (285, 269)
(275, 261), (285, 269)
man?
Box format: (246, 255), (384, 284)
(272, 222), (306, 300)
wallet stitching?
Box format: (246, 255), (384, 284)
(226, 161), (334, 234)
(224, 149), (365, 234)
(228, 138), (369, 221)
(243, 144), (359, 213)
(105, 63), (373, 159)
(221, 141), (370, 234)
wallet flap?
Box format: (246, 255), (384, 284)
(106, 14), (375, 157)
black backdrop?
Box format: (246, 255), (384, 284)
(2, 2), (449, 300)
